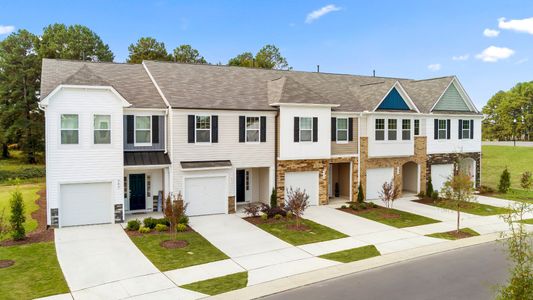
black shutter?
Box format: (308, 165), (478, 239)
(126, 115), (134, 144)
(188, 115), (195, 143)
(152, 116), (159, 143)
(348, 118), (354, 141)
(260, 116), (266, 142)
(470, 119), (474, 139)
(313, 117), (318, 142)
(434, 119), (438, 140)
(294, 117), (299, 142)
(331, 117), (337, 142)
(211, 115), (218, 143)
(458, 119), (463, 139)
(239, 116), (245, 143)
(446, 119), (451, 139)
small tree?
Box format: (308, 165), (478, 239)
(0, 208), (10, 241)
(285, 187), (309, 229)
(243, 202), (261, 217)
(497, 201), (532, 299)
(163, 192), (188, 238)
(9, 189), (26, 240)
(378, 181), (400, 208)
(270, 188), (277, 208)
(498, 167), (511, 193)
(520, 171), (532, 192)
(357, 184), (364, 203)
(441, 173), (475, 233)
(426, 177), (434, 198)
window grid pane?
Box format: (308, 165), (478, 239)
(196, 116), (210, 129)
(300, 117), (312, 130)
(94, 131), (111, 144)
(61, 130), (78, 144)
(246, 117), (259, 129)
(196, 129), (210, 143)
(61, 114), (78, 129)
(94, 115), (110, 130)
(136, 131), (150, 143)
(402, 119), (410, 130)
(375, 119), (385, 130)
(414, 120), (420, 136)
(337, 118), (348, 130)
(300, 130), (312, 142)
(136, 116), (150, 130)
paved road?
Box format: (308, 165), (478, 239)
(262, 241), (510, 300)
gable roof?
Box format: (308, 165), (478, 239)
(376, 87), (410, 110)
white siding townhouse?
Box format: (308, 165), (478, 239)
(40, 59), (482, 227)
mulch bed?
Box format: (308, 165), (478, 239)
(0, 188), (54, 247)
(441, 230), (477, 239)
(243, 216), (309, 231)
(125, 226), (193, 237)
(0, 259), (15, 269)
(338, 206), (401, 219)
(160, 239), (189, 249)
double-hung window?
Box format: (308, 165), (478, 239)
(438, 119), (447, 139)
(462, 120), (470, 139)
(61, 114), (79, 144)
(388, 119), (397, 140)
(402, 119), (411, 140)
(414, 119), (420, 136)
(375, 119), (385, 141)
(195, 115), (211, 143)
(336, 118), (348, 142)
(135, 116), (151, 145)
(299, 117), (313, 142)
(94, 115), (111, 144)
(246, 117), (260, 142)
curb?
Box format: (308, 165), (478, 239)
(210, 232), (502, 299)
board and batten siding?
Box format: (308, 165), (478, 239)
(433, 83), (470, 111)
(44, 87), (124, 225)
(123, 113), (165, 151)
(331, 116), (358, 156)
(171, 109), (276, 196)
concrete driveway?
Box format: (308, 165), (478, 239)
(55, 224), (205, 299)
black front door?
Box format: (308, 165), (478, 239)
(129, 174), (146, 210)
(236, 170), (245, 203)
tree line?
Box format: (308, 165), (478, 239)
(482, 81), (533, 141)
(0, 23), (289, 163)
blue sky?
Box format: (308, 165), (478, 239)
(1, 0), (532, 108)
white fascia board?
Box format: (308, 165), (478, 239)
(40, 85), (131, 107)
(142, 61), (171, 109)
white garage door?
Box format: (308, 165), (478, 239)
(366, 168), (394, 200)
(285, 171), (319, 206)
(60, 182), (112, 227)
(431, 164), (454, 192)
(185, 176), (227, 216)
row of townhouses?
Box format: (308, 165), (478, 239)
(40, 59), (482, 227)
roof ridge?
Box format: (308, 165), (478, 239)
(409, 76), (454, 83)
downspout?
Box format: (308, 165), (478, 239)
(357, 112), (362, 188)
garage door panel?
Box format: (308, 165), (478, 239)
(431, 164), (454, 192)
(61, 182), (112, 227)
(285, 172), (319, 206)
(366, 168), (394, 200)
(185, 176), (227, 216)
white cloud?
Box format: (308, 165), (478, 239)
(515, 58), (528, 64)
(305, 4), (342, 23)
(0, 25), (15, 35)
(475, 46), (515, 62)
(427, 63), (441, 71)
(483, 28), (500, 37)
(498, 17), (533, 34)
(452, 54), (469, 61)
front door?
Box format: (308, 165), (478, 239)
(129, 174), (146, 210)
(236, 170), (245, 203)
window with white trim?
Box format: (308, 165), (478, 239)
(414, 119), (420, 136)
(402, 119), (411, 140)
(94, 115), (111, 144)
(462, 120), (470, 139)
(336, 118), (348, 142)
(61, 114), (79, 144)
(438, 119), (447, 139)
(246, 117), (260, 142)
(195, 115), (211, 143)
(135, 116), (151, 145)
(375, 119), (385, 141)
(300, 117), (313, 142)
(388, 119), (397, 140)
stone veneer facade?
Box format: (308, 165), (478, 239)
(426, 152), (481, 188)
(359, 136), (428, 199)
(228, 196), (236, 213)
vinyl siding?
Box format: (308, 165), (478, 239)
(331, 117), (358, 156)
(123, 114), (165, 151)
(434, 83), (470, 111)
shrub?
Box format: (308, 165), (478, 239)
(138, 226), (151, 234)
(286, 211), (293, 219)
(357, 184), (364, 203)
(360, 203), (367, 209)
(178, 216), (189, 225)
(155, 224), (168, 232)
(369, 202), (378, 208)
(426, 177), (434, 197)
(126, 219), (141, 231)
(274, 214), (283, 220)
(498, 167), (511, 193)
(479, 185), (495, 194)
(0, 209), (10, 240)
(431, 190), (439, 200)
(417, 191), (426, 198)
(285, 187), (309, 228)
(176, 223), (187, 232)
(243, 202), (261, 217)
(260, 213), (268, 220)
(270, 188), (277, 208)
(520, 171), (532, 191)
(341, 205), (347, 209)
(0, 166), (46, 183)
(143, 217), (158, 229)
(9, 189), (25, 240)
(261, 205), (287, 218)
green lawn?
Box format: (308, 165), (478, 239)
(0, 151), (45, 185)
(255, 218), (347, 246)
(181, 272), (248, 296)
(519, 218), (533, 225)
(489, 188), (532, 204)
(416, 199), (512, 216)
(129, 231), (229, 271)
(319, 245), (380, 263)
(341, 206), (440, 228)
(426, 228), (480, 240)
(481, 145), (533, 202)
(0, 242), (69, 299)
(0, 183), (42, 239)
